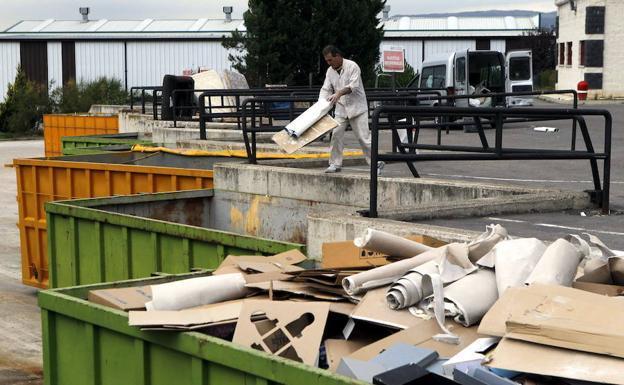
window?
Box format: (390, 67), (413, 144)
(419, 65), (446, 89)
(509, 57), (531, 81)
(559, 43), (565, 65)
(585, 73), (603, 89)
(456, 57), (466, 83)
(585, 40), (605, 67)
(468, 52), (505, 92)
(567, 42), (573, 65)
(586, 6), (605, 34)
(476, 39), (490, 50)
(580, 41), (586, 66)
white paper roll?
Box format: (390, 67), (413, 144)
(353, 228), (433, 258)
(342, 246), (445, 296)
(424, 269), (499, 327)
(146, 273), (248, 311)
(386, 260), (438, 309)
(524, 239), (583, 287)
(285, 100), (333, 138)
(490, 238), (547, 296)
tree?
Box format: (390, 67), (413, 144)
(0, 66), (50, 135)
(223, 0), (385, 87)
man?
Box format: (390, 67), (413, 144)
(319, 45), (383, 173)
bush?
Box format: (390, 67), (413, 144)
(51, 77), (128, 113)
(371, 61), (418, 88)
(535, 69), (557, 90)
(0, 71), (128, 136)
(0, 66), (51, 135)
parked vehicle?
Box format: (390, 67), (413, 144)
(416, 49), (534, 107)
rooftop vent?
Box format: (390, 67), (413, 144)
(79, 7), (90, 23)
(223, 6), (233, 22)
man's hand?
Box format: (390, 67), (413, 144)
(327, 92), (341, 105)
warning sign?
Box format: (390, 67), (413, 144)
(382, 49), (405, 73)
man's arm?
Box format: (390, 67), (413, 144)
(319, 70), (334, 101)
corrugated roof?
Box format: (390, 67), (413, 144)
(381, 15), (540, 37)
(0, 15), (537, 39)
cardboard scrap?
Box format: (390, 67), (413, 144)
(322, 235), (447, 269)
(349, 319), (481, 361)
(324, 339), (371, 372)
(272, 114), (338, 154)
(128, 300), (244, 328)
(573, 256), (624, 296)
(478, 284), (604, 338)
(503, 284), (624, 358)
(233, 299), (330, 366)
(245, 280), (346, 301)
(488, 338), (624, 385)
(213, 249), (307, 275)
(88, 286), (152, 311)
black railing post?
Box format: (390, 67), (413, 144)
(369, 107), (382, 218)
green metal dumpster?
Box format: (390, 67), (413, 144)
(39, 271), (361, 385)
(45, 189), (305, 288)
(61, 133), (153, 155)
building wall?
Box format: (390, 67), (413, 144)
(47, 42), (62, 88)
(75, 41), (125, 84)
(556, 0), (604, 95)
(556, 0), (624, 97)
(0, 42), (20, 98)
(423, 39), (476, 61)
(0, 37), (523, 98)
(491, 39), (506, 53)
(126, 41), (233, 87)
(602, 0), (624, 96)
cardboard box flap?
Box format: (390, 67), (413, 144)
(503, 284), (624, 358)
(488, 338), (624, 385)
(214, 249), (307, 275)
(88, 286), (152, 311)
(128, 300), (244, 327)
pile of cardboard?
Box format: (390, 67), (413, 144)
(88, 225), (624, 385)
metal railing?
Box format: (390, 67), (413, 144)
(367, 105), (612, 217)
(129, 86), (162, 114)
(240, 92), (434, 164)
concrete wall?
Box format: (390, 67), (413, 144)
(211, 162), (590, 259)
(556, 0), (624, 97)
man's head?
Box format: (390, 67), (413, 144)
(323, 45), (344, 70)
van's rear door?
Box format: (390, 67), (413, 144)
(454, 50), (469, 106)
(506, 50), (533, 106)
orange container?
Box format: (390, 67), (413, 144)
(43, 114), (119, 157)
(14, 151), (222, 288)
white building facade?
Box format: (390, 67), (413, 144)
(555, 0), (624, 97)
(0, 14), (541, 97)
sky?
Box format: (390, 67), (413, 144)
(0, 0), (556, 29)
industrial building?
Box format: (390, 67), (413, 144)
(555, 0), (624, 97)
(0, 8), (542, 97)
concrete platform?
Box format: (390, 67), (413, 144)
(211, 161), (592, 260)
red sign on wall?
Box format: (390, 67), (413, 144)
(382, 49), (405, 73)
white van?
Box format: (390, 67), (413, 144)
(416, 49), (533, 107)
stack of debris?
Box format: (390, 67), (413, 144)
(88, 225), (624, 385)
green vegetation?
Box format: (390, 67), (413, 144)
(0, 68), (128, 136)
